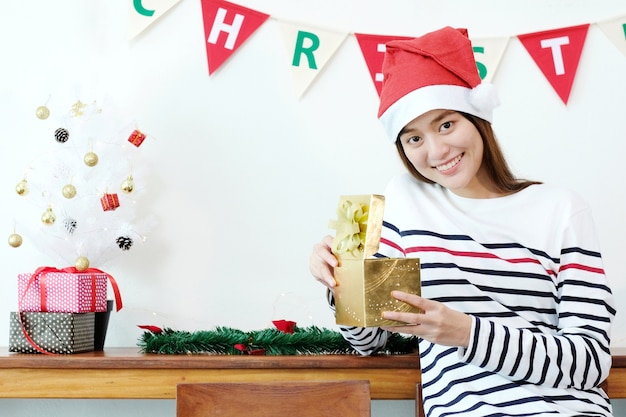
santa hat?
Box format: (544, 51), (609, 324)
(377, 26), (499, 142)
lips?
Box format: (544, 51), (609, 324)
(435, 153), (463, 172)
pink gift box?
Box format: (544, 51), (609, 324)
(18, 271), (107, 313)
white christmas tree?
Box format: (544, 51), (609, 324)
(8, 97), (154, 271)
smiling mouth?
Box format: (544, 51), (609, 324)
(435, 154), (463, 172)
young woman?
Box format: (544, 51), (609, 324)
(309, 27), (615, 416)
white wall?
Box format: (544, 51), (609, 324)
(1, 1), (625, 416)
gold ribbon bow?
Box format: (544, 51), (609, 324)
(329, 200), (369, 255)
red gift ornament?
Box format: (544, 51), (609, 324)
(128, 129), (146, 147)
(272, 319), (296, 334)
(100, 193), (120, 211)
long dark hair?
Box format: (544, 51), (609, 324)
(394, 112), (541, 193)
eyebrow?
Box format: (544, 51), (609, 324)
(430, 110), (457, 126)
(398, 110), (457, 137)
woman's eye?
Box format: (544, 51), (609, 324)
(407, 135), (422, 144)
(440, 121), (452, 132)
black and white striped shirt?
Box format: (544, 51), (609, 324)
(331, 173), (615, 416)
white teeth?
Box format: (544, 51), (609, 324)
(436, 154), (462, 171)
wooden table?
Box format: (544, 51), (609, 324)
(0, 347), (624, 400)
(0, 347), (420, 399)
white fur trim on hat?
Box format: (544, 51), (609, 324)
(379, 83), (499, 142)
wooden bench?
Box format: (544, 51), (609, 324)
(176, 380), (371, 417)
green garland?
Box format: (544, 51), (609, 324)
(138, 326), (418, 356)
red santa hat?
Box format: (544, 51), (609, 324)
(377, 26), (499, 142)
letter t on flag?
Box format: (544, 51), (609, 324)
(518, 24), (589, 104)
(200, 0), (269, 76)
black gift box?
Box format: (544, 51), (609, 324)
(9, 311), (95, 354)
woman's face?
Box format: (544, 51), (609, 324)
(398, 109), (495, 198)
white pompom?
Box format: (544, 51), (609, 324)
(469, 82), (500, 113)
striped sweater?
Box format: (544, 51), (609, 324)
(330, 172), (616, 416)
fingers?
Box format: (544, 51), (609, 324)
(309, 235), (338, 289)
(383, 294), (473, 347)
(390, 290), (424, 307)
(318, 235), (338, 267)
(381, 291), (425, 327)
(382, 311), (421, 325)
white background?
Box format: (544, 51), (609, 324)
(1, 1), (625, 416)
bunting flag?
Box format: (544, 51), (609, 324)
(131, 0), (624, 105)
(127, 0), (182, 40)
(518, 24), (590, 105)
(472, 36), (510, 83)
(355, 33), (414, 96)
(200, 0), (270, 75)
(597, 16), (626, 57)
(279, 22), (348, 98)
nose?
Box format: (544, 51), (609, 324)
(426, 137), (450, 160)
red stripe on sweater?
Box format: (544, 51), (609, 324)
(395, 245), (558, 276)
(559, 263), (605, 274)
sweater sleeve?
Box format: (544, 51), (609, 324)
(459, 207), (616, 390)
(326, 289), (389, 356)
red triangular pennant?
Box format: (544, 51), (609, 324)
(518, 24), (590, 104)
(354, 33), (414, 96)
(200, 0), (269, 76)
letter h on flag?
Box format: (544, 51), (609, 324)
(200, 0), (269, 75)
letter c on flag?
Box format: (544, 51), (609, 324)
(134, 0), (155, 17)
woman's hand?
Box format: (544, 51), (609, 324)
(309, 235), (338, 290)
(382, 290), (473, 348)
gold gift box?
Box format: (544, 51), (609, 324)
(329, 194), (421, 327)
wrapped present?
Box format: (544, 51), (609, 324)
(18, 269), (108, 313)
(127, 129), (146, 147)
(100, 193), (120, 211)
(9, 311), (95, 354)
(329, 194), (421, 327)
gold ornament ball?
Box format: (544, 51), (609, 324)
(36, 105), (50, 120)
(75, 256), (90, 271)
(16, 179), (28, 196)
(41, 207), (56, 225)
(8, 233), (23, 248)
(84, 151), (99, 167)
(121, 176), (135, 193)
(62, 184), (77, 199)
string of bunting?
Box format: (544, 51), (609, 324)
(129, 0), (626, 104)
(137, 320), (418, 355)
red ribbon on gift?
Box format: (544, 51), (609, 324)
(62, 266), (123, 312)
(18, 266), (123, 355)
(38, 270), (98, 312)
